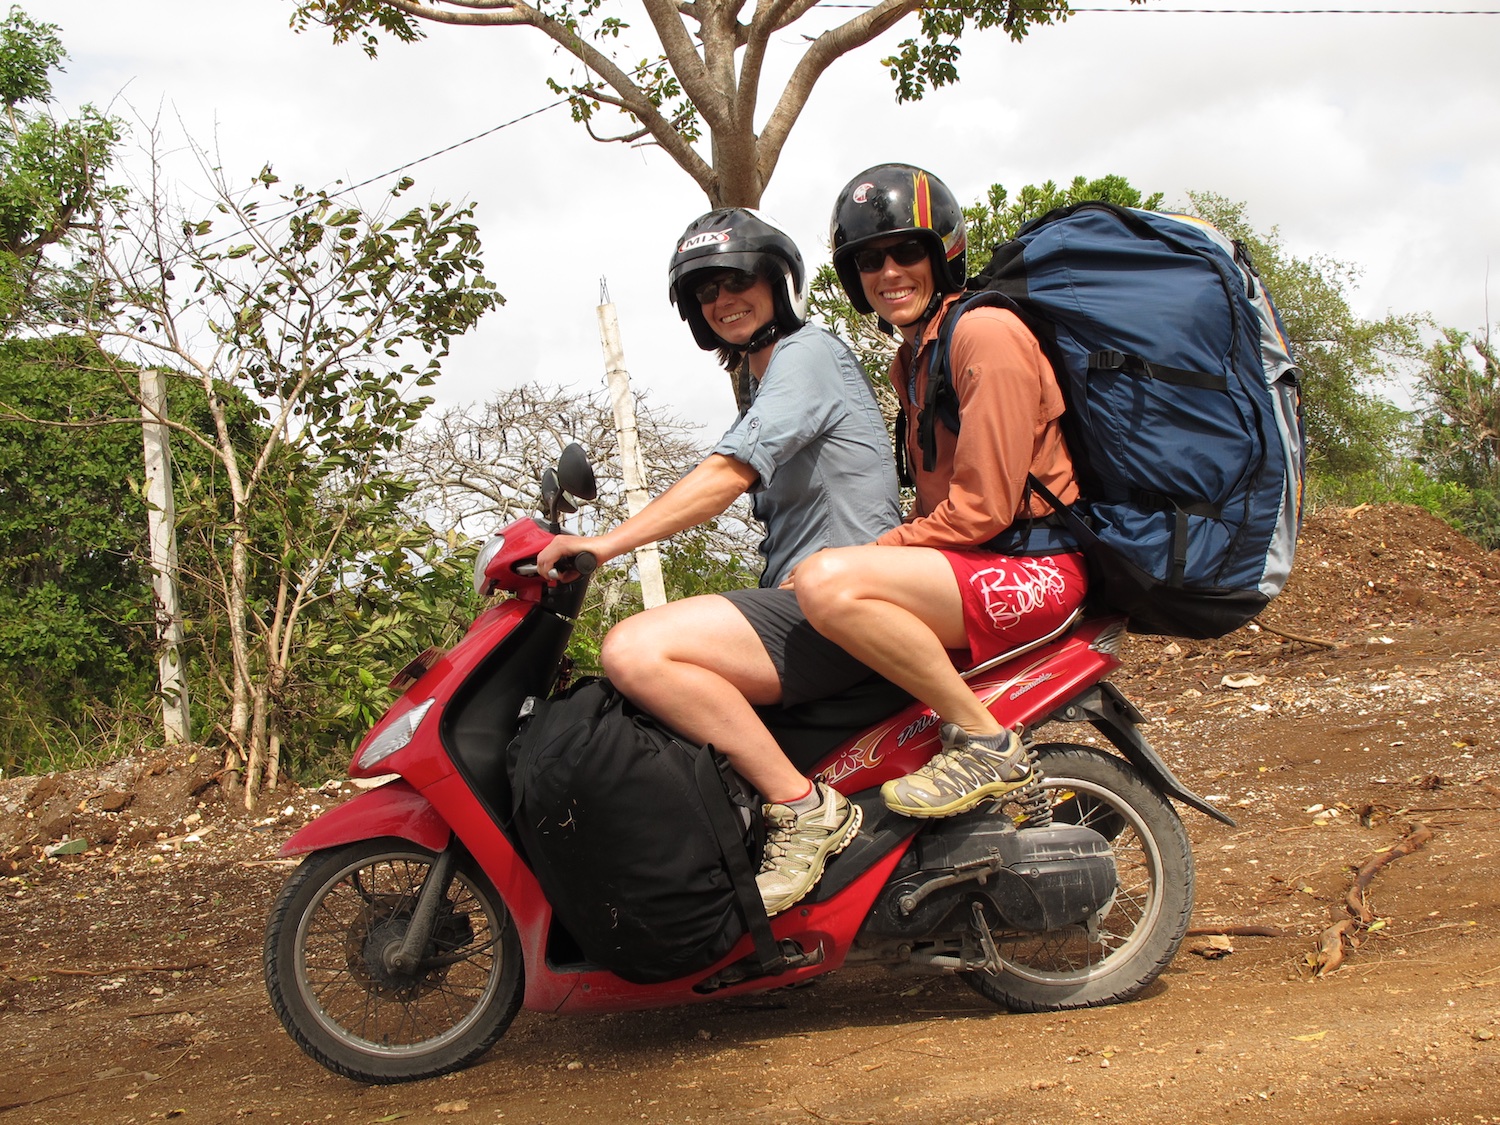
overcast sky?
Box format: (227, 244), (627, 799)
(43, 0), (1500, 438)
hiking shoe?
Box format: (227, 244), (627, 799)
(881, 723), (1031, 817)
(756, 783), (862, 916)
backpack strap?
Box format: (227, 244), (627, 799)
(692, 746), (786, 977)
(1087, 349), (1228, 392)
(1029, 473), (1212, 587)
(1026, 472), (1104, 562)
(893, 403), (912, 489)
(921, 292), (1083, 556)
(919, 290), (1024, 471)
(929, 286), (1228, 580)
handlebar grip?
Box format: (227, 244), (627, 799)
(541, 551), (599, 581)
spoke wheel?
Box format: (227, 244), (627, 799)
(264, 839), (523, 1083)
(963, 744), (1194, 1011)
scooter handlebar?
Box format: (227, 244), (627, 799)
(525, 551), (598, 582)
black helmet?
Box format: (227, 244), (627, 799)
(829, 164), (967, 315)
(669, 208), (808, 352)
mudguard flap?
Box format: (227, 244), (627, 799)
(278, 779), (451, 858)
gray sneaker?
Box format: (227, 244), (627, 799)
(880, 723), (1030, 817)
(755, 783), (862, 916)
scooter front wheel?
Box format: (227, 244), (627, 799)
(963, 744), (1194, 1011)
(264, 839), (523, 1083)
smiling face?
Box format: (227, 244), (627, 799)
(697, 269), (775, 350)
(857, 236), (936, 339)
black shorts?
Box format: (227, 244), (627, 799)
(719, 587), (878, 708)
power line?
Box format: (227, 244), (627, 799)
(199, 95), (571, 247)
(323, 96), (571, 202)
(824, 2), (1500, 9)
(1070, 6), (1500, 11)
(200, 0), (1494, 244)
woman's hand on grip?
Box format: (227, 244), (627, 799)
(536, 534), (609, 581)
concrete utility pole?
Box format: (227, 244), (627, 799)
(596, 280), (668, 609)
(139, 368), (191, 744)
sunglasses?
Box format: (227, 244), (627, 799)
(852, 238), (928, 274)
(693, 270), (759, 304)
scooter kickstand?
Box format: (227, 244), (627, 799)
(970, 901), (1005, 974)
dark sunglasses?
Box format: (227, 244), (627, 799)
(693, 270), (759, 304)
(852, 238), (928, 274)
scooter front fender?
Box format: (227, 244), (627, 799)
(278, 779), (452, 858)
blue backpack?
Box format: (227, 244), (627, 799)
(924, 202), (1306, 639)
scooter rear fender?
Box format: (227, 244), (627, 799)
(278, 779), (451, 858)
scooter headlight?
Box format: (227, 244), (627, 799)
(472, 534), (505, 594)
(357, 698), (435, 771)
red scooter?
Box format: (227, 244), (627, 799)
(263, 445), (1231, 1084)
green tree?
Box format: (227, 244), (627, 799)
(0, 4), (121, 327)
(0, 335), (246, 771)
(289, 0), (1088, 207)
(1412, 327), (1500, 547)
(1182, 192), (1419, 480)
(0, 337), (152, 768)
(239, 483), (483, 784)
(962, 174), (1164, 261)
(15, 142), (502, 804)
(0, 336), (481, 784)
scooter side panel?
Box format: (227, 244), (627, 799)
(278, 780), (451, 858)
(409, 773), (585, 1015)
(815, 618), (1124, 793)
(350, 600), (533, 786)
(543, 841), (911, 1014)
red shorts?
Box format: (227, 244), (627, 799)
(938, 549), (1089, 666)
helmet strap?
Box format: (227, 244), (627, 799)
(745, 321), (783, 355)
(714, 321), (783, 385)
(906, 291), (949, 340)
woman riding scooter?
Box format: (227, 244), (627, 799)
(537, 208), (900, 915)
(794, 164), (1090, 818)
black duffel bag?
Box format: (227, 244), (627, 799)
(506, 678), (781, 984)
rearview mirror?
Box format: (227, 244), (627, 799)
(539, 468), (562, 519)
(557, 443), (597, 502)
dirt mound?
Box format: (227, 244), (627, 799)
(2, 503), (1497, 1125)
(1131, 501), (1499, 655)
(1267, 502), (1500, 628)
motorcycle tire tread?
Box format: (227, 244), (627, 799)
(962, 744), (1194, 1012)
(263, 839), (525, 1085)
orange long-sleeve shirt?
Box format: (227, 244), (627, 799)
(877, 292), (1080, 549)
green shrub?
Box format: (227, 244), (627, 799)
(1307, 465), (1497, 548)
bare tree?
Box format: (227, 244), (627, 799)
(13, 132), (500, 805)
(395, 383), (762, 609)
(290, 0), (1075, 208)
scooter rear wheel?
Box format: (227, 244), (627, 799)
(963, 744), (1194, 1011)
(264, 839), (523, 1083)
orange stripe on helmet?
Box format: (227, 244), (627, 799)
(911, 171), (932, 230)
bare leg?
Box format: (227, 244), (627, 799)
(600, 594), (811, 804)
(792, 545), (1003, 737)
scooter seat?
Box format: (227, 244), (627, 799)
(755, 675), (913, 773)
